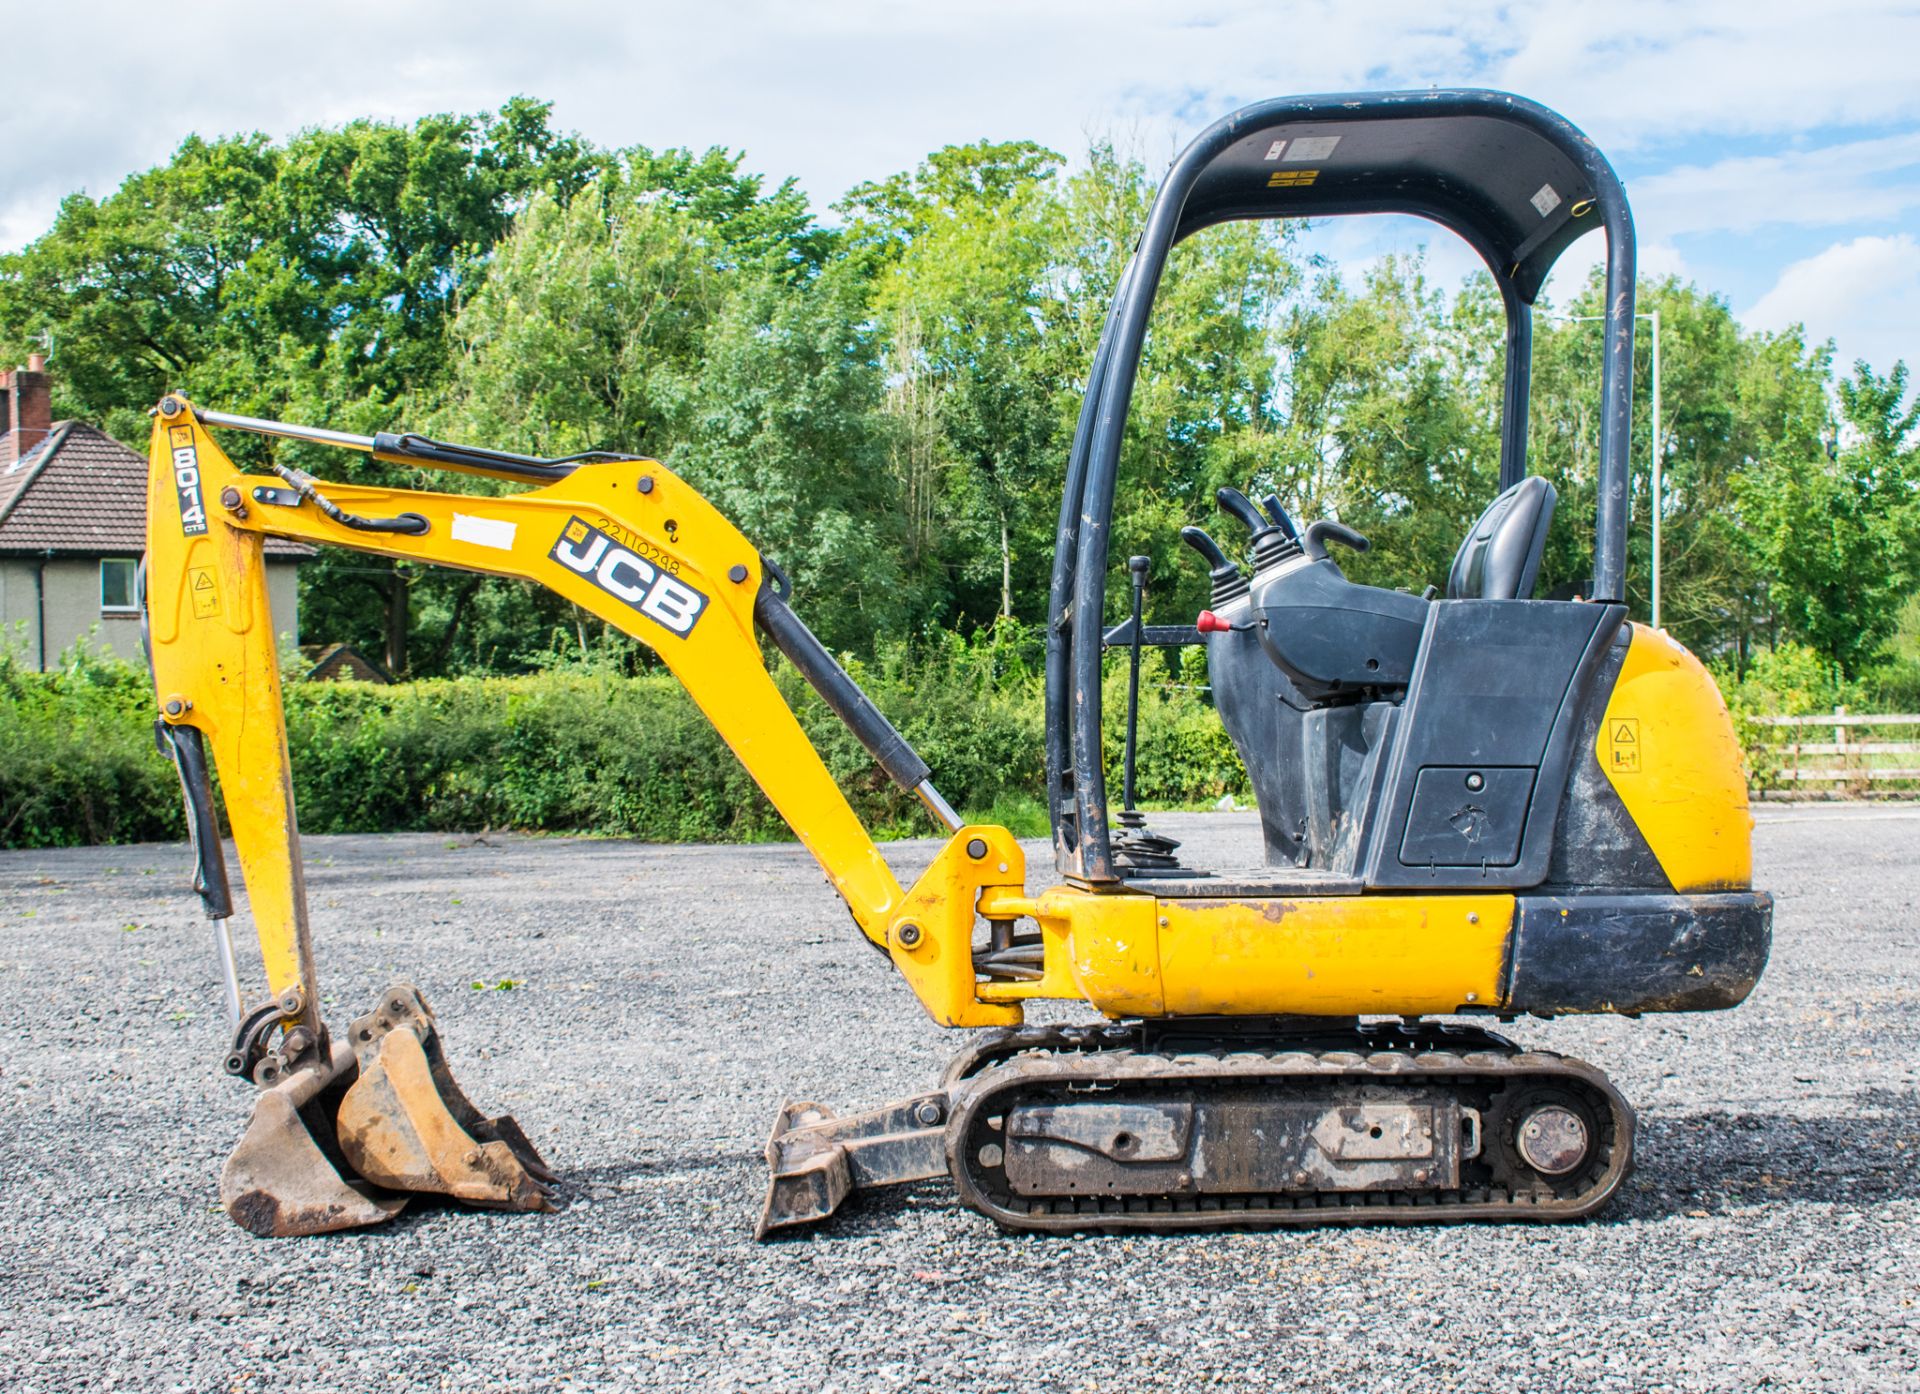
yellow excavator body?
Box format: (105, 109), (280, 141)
(134, 89), (1771, 1239)
(142, 393), (1767, 1237)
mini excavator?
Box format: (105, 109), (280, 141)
(142, 90), (1770, 1239)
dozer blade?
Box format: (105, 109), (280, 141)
(336, 984), (558, 1212)
(221, 1039), (409, 1237)
(758, 1093), (950, 1239)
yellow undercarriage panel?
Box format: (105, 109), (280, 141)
(978, 886), (1515, 1019)
(1153, 894), (1515, 1017)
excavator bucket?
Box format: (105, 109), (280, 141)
(221, 1039), (408, 1237)
(335, 985), (558, 1212)
(220, 985), (555, 1236)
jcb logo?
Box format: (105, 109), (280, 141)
(550, 516), (708, 637)
(170, 427), (208, 536)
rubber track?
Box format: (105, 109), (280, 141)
(944, 1023), (1635, 1233)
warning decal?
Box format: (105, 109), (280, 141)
(1283, 136), (1340, 162)
(189, 566), (220, 619)
(1608, 717), (1640, 773)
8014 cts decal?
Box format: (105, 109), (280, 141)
(170, 426), (209, 536)
(550, 516), (708, 636)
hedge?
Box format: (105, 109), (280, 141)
(0, 631), (1249, 849)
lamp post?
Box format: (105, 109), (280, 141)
(1543, 309), (1664, 628)
(1649, 308), (1662, 631)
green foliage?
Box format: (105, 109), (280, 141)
(621, 145), (834, 274)
(0, 98), (598, 442)
(841, 140), (1081, 625)
(1735, 362), (1918, 677)
(1864, 658), (1920, 711)
(669, 262), (913, 650)
(284, 670), (775, 839)
(0, 641), (1246, 849)
(1715, 642), (1862, 718)
(1283, 258), (1497, 593)
(12, 105), (1913, 673)
(4, 100), (1918, 827)
(0, 642), (187, 847)
(1712, 643), (1873, 793)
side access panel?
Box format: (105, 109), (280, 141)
(1362, 601), (1625, 890)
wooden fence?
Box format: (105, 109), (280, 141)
(1750, 709), (1920, 795)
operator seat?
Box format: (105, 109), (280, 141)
(1446, 475), (1557, 600)
(1246, 476), (1560, 702)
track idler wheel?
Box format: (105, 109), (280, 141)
(336, 985), (558, 1213)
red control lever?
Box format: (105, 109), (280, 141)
(1196, 610), (1233, 634)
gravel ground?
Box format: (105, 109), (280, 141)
(0, 807), (1915, 1392)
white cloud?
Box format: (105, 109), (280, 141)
(5, 0), (1920, 256)
(0, 1), (1914, 375)
(1630, 132), (1920, 238)
(1636, 240), (1691, 280)
(1493, 1), (1920, 148)
(1743, 234), (1920, 370)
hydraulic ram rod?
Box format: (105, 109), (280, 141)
(190, 407), (625, 485)
(192, 408), (378, 454)
(753, 573), (962, 833)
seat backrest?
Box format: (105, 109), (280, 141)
(1447, 476), (1557, 601)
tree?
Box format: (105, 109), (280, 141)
(622, 145), (833, 276)
(0, 100), (601, 677)
(0, 99), (597, 441)
(432, 160), (905, 662)
(841, 141), (1070, 624)
(1737, 360), (1917, 676)
(1246, 255), (1495, 597)
(0, 133), (285, 442)
(670, 262), (913, 650)
(7, 99), (1912, 686)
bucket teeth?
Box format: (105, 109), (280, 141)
(336, 984), (557, 1211)
(220, 1040), (408, 1237)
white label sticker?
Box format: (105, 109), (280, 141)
(1530, 183), (1562, 217)
(1284, 136), (1340, 162)
(451, 513), (518, 551)
(1263, 139), (1287, 161)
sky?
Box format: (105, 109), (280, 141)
(4, 0), (1917, 374)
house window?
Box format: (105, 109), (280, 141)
(100, 558), (138, 615)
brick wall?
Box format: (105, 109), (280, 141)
(0, 354), (52, 470)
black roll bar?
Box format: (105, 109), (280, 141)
(1046, 89), (1638, 882)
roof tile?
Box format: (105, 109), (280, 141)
(0, 422), (312, 558)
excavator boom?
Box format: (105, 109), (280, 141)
(144, 394), (1028, 1234)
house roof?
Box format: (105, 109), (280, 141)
(0, 421), (312, 558)
(306, 643), (393, 684)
